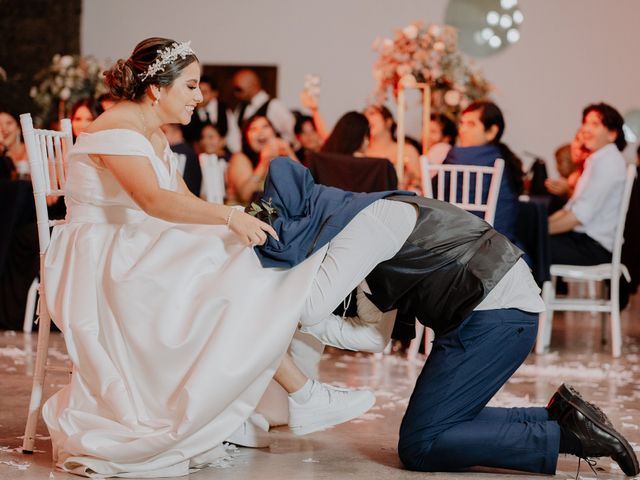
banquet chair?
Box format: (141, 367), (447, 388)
(407, 156), (505, 359)
(19, 113), (74, 453)
(308, 152), (398, 192)
(420, 155), (505, 226)
(536, 164), (636, 358)
(199, 153), (227, 204)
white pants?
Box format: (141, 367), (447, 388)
(258, 199), (417, 425)
(300, 198), (417, 326)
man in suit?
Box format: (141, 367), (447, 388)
(232, 69), (296, 147)
(182, 76), (240, 153)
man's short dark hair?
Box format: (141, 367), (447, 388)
(199, 75), (218, 90)
(582, 102), (627, 151)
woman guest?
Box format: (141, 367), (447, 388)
(226, 115), (298, 204)
(69, 98), (102, 139)
(426, 112), (457, 166)
(364, 105), (421, 191)
(443, 101), (523, 242)
(320, 110), (370, 156)
(0, 111), (28, 177)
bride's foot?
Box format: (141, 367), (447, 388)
(288, 380), (376, 436)
(226, 413), (271, 448)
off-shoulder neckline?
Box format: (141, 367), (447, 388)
(79, 128), (170, 157)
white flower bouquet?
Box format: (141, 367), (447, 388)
(30, 54), (109, 125)
(372, 21), (492, 117)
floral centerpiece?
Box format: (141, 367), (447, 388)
(30, 54), (109, 126)
(372, 21), (492, 117)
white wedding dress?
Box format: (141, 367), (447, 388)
(42, 129), (326, 477)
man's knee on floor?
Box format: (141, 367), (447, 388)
(398, 437), (436, 472)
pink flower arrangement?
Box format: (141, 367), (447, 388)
(372, 21), (492, 117)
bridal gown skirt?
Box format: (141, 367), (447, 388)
(41, 130), (326, 477)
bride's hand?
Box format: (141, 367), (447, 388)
(227, 208), (279, 247)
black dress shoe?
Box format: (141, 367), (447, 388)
(547, 384), (612, 426)
(559, 393), (639, 476)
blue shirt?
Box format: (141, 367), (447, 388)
(443, 144), (519, 242)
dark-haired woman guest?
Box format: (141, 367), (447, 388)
(320, 111), (369, 156)
(70, 98), (102, 140)
(426, 113), (457, 166)
(227, 115), (298, 204)
(443, 101), (523, 242)
(364, 105), (421, 191)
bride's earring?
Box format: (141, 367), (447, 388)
(153, 89), (161, 106)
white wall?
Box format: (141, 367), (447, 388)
(82, 0), (640, 169)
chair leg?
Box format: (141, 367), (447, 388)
(536, 281), (554, 354)
(407, 320), (425, 360)
(22, 300), (51, 454)
(610, 276), (622, 358)
(22, 278), (39, 333)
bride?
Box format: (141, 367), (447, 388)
(42, 37), (399, 477)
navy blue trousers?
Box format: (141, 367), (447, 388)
(398, 309), (560, 474)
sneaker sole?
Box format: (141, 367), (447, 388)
(289, 393), (376, 436)
(559, 384), (639, 476)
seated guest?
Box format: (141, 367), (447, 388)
(97, 93), (117, 111)
(442, 101), (523, 242)
(161, 123), (201, 197)
(70, 98), (101, 140)
(0, 111), (28, 177)
(182, 75), (240, 153)
(549, 103), (627, 265)
(426, 113), (458, 166)
(321, 111), (370, 156)
(232, 69), (296, 147)
(544, 130), (589, 205)
(200, 122), (231, 161)
(293, 114), (323, 166)
(227, 115), (298, 204)
(364, 105), (421, 190)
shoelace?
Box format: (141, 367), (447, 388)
(575, 456), (599, 479)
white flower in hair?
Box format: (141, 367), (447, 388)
(138, 41), (195, 81)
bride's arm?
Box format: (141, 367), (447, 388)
(101, 153), (278, 246)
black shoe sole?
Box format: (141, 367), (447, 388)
(558, 384), (639, 477)
(556, 384), (612, 426)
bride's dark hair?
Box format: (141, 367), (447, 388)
(104, 37), (199, 101)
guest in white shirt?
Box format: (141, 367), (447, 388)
(232, 69), (296, 147)
(548, 103), (628, 265)
(182, 76), (241, 152)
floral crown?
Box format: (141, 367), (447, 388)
(138, 41), (195, 82)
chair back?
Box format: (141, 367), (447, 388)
(19, 114), (72, 254)
(199, 153), (227, 204)
(308, 152), (397, 192)
(611, 164), (637, 274)
(420, 155), (504, 226)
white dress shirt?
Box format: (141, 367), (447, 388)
(564, 143), (627, 252)
(235, 90), (296, 146)
(197, 99), (242, 153)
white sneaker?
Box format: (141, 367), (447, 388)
(288, 382), (376, 436)
(226, 413), (271, 448)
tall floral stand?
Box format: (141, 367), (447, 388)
(395, 75), (431, 187)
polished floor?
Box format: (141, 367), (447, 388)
(1, 293), (639, 479)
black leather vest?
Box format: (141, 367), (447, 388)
(365, 195), (523, 336)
